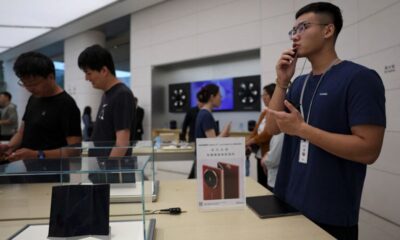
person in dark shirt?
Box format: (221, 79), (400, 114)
(133, 97), (144, 141)
(0, 52), (82, 161)
(82, 106), (93, 141)
(265, 3), (386, 239)
(180, 91), (204, 142)
(188, 84), (231, 178)
(78, 44), (136, 158)
(195, 84), (231, 139)
(0, 91), (19, 140)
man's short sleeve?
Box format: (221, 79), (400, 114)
(64, 98), (82, 137)
(113, 91), (134, 131)
(347, 69), (386, 127)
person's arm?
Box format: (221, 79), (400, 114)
(7, 135), (82, 161)
(265, 48), (298, 135)
(251, 121), (273, 145)
(268, 101), (385, 164)
(109, 129), (131, 157)
(246, 111), (265, 145)
(180, 110), (191, 140)
(0, 119), (13, 125)
(0, 106), (18, 126)
(218, 122), (231, 137)
(0, 122), (25, 155)
(203, 122), (230, 138)
(263, 133), (284, 169)
(205, 129), (217, 138)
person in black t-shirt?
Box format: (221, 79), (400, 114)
(0, 52), (82, 162)
(180, 91), (204, 142)
(78, 44), (136, 158)
(133, 97), (144, 141)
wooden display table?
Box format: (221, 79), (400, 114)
(0, 178), (333, 239)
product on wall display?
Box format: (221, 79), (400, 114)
(168, 75), (261, 113)
(196, 137), (246, 210)
(169, 83), (190, 112)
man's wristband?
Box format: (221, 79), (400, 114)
(276, 78), (291, 89)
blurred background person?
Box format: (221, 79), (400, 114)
(261, 131), (284, 191)
(133, 97), (144, 141)
(0, 91), (18, 141)
(82, 106), (93, 141)
(188, 84), (231, 178)
(245, 83), (275, 187)
(180, 91), (204, 142)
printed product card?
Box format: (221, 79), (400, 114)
(196, 137), (246, 210)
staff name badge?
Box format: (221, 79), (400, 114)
(299, 140), (309, 164)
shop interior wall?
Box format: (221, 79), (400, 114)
(151, 50), (261, 132)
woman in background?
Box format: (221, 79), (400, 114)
(245, 83), (276, 189)
(195, 84), (231, 138)
(261, 130), (284, 191)
(188, 83), (231, 178)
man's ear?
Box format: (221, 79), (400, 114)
(100, 66), (109, 76)
(47, 73), (55, 81)
(324, 24), (335, 39)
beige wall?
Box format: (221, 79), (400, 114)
(130, 0), (400, 224)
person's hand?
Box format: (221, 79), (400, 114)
(6, 148), (37, 162)
(260, 157), (268, 176)
(221, 121), (232, 137)
(0, 144), (10, 154)
(275, 48), (297, 88)
(0, 144), (11, 161)
(246, 137), (255, 146)
(266, 100), (305, 136)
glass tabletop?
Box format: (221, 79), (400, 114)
(0, 155), (151, 176)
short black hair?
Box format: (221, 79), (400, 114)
(197, 84), (220, 104)
(13, 52), (55, 79)
(263, 83), (276, 97)
(78, 44), (116, 76)
(83, 106), (91, 116)
(0, 91), (12, 101)
(296, 2), (343, 40)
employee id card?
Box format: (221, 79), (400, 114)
(299, 140), (309, 164)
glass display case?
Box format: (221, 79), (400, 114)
(0, 141), (156, 240)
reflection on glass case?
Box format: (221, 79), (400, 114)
(0, 141), (156, 240)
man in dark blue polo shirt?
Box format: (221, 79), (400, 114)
(266, 2), (386, 240)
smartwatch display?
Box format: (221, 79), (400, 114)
(38, 150), (46, 159)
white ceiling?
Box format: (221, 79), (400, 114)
(0, 0), (117, 54)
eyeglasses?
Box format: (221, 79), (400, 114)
(17, 79), (25, 87)
(17, 79), (41, 88)
(288, 22), (329, 39)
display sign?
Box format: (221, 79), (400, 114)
(196, 137), (246, 210)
